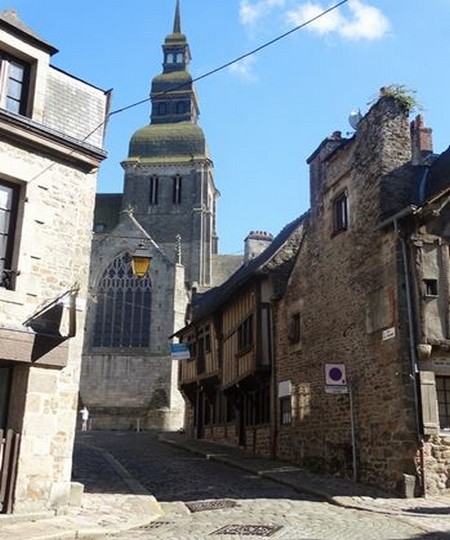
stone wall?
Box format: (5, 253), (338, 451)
(276, 96), (420, 493)
(0, 139), (102, 512)
(0, 15), (107, 512)
(81, 353), (183, 431)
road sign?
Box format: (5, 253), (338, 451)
(325, 363), (346, 386)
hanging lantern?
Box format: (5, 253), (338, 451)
(131, 244), (152, 278)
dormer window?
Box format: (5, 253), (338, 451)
(0, 53), (30, 116)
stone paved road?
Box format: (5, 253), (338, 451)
(75, 432), (446, 540)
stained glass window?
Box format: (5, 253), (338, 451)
(93, 254), (152, 348)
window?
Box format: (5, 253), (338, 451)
(238, 315), (253, 353)
(436, 376), (450, 430)
(0, 54), (30, 115)
(288, 312), (301, 344)
(0, 180), (20, 289)
(246, 385), (270, 426)
(157, 102), (167, 116)
(172, 175), (182, 204)
(280, 396), (292, 425)
(149, 175), (159, 205)
(333, 191), (348, 233)
(176, 101), (186, 114)
(424, 279), (438, 297)
(196, 325), (211, 375)
(176, 52), (184, 63)
(93, 254), (152, 348)
(166, 53), (174, 64)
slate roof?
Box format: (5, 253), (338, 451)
(424, 146), (450, 202)
(189, 212), (308, 324)
(0, 9), (58, 55)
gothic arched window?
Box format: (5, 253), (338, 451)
(93, 254), (152, 348)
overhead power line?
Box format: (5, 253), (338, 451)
(27, 0), (349, 184)
(110, 0), (349, 117)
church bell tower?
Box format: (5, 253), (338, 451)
(121, 0), (219, 288)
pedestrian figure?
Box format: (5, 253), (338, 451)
(80, 406), (89, 431)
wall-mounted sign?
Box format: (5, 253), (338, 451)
(325, 363), (346, 386)
(170, 343), (191, 360)
(382, 327), (396, 341)
(325, 363), (348, 394)
(278, 380), (292, 398)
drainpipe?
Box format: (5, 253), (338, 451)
(376, 206), (425, 495)
(269, 302), (278, 461)
(394, 217), (426, 497)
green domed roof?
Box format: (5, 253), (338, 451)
(165, 32), (187, 44)
(152, 71), (192, 93)
(128, 122), (207, 161)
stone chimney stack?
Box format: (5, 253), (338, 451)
(410, 114), (433, 165)
(244, 231), (273, 263)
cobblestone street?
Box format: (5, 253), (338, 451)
(73, 431), (449, 540)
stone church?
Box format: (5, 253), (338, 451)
(80, 1), (242, 430)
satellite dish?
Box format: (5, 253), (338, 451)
(348, 109), (362, 130)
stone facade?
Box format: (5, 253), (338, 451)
(177, 89), (450, 497)
(276, 93), (450, 495)
(0, 10), (108, 513)
(81, 3), (240, 431)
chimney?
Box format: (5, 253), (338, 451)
(244, 231), (273, 263)
(410, 114), (433, 165)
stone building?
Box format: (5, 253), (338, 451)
(0, 10), (108, 513)
(81, 1), (241, 431)
(175, 88), (450, 496)
(276, 91), (450, 496)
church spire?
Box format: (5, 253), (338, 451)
(173, 0), (181, 34)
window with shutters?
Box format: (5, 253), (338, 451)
(419, 371), (439, 435)
(0, 53), (30, 116)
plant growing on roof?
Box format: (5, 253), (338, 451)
(369, 84), (422, 113)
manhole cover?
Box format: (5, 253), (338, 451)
(210, 524), (283, 536)
(186, 499), (237, 513)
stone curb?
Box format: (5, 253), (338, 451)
(158, 435), (450, 522)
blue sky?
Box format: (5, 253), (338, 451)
(9, 0), (450, 254)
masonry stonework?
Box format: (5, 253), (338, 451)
(0, 10), (108, 513)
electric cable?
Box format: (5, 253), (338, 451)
(26, 0), (349, 184)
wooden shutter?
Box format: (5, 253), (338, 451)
(419, 371), (439, 435)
